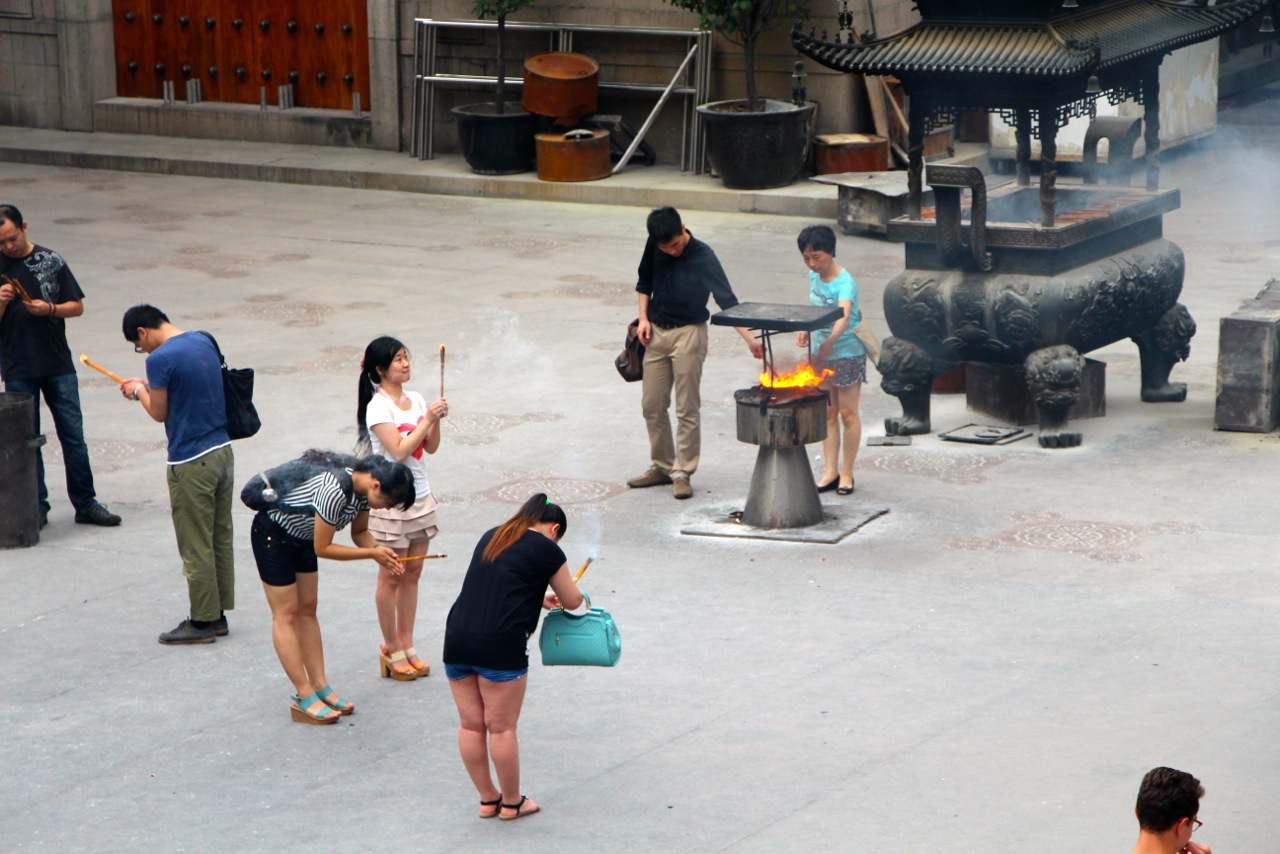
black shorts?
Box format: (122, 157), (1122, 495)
(251, 513), (317, 587)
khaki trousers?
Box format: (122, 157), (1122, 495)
(641, 322), (707, 479)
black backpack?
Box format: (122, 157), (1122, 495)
(240, 449), (357, 512)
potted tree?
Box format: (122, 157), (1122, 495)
(451, 0), (540, 174)
(669, 0), (816, 189)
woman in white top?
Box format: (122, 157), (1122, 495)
(357, 336), (449, 681)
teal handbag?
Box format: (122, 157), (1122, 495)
(539, 606), (622, 667)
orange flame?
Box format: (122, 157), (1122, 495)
(759, 363), (833, 388)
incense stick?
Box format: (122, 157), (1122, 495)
(3, 275), (32, 303)
(79, 354), (126, 384)
(439, 344), (445, 399)
(397, 553), (448, 563)
(573, 556), (594, 583)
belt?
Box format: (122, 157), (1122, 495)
(651, 321), (691, 330)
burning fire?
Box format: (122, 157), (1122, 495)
(759, 363), (833, 388)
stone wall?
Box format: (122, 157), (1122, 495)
(0, 0), (114, 132)
(0, 0), (61, 128)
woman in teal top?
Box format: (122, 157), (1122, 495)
(795, 225), (866, 495)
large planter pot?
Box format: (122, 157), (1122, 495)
(452, 103), (538, 175)
(697, 99), (818, 190)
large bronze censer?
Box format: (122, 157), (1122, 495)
(795, 0), (1268, 447)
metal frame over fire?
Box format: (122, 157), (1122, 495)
(680, 303), (887, 544)
(794, 0), (1268, 447)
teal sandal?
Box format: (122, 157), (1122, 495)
(315, 684), (355, 715)
(291, 691), (340, 725)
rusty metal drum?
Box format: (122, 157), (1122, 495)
(522, 52), (599, 126)
(0, 392), (46, 548)
(535, 129), (611, 182)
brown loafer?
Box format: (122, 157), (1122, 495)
(627, 466), (673, 488)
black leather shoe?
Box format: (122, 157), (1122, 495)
(211, 615), (229, 637)
(158, 619), (216, 645)
(74, 503), (121, 526)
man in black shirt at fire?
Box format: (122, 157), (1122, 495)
(627, 206), (762, 500)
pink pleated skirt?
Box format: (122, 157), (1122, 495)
(368, 493), (439, 549)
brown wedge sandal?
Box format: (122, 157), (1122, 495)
(379, 648), (418, 681)
(290, 692), (341, 725)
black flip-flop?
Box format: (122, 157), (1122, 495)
(499, 795), (541, 821)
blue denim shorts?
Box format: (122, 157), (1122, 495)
(444, 662), (528, 682)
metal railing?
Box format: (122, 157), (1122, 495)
(410, 18), (711, 172)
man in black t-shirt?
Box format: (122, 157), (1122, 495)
(0, 204), (120, 529)
(628, 206), (763, 500)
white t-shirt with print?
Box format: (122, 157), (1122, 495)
(366, 389), (432, 497)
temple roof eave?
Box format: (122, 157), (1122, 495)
(792, 0), (1268, 79)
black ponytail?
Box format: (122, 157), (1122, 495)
(357, 336), (408, 447)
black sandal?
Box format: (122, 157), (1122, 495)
(479, 796), (502, 819)
(499, 795), (541, 821)
(837, 479), (855, 495)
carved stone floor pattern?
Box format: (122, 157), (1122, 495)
(948, 510), (1199, 562)
(865, 450), (1006, 484)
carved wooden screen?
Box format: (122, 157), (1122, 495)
(112, 0), (370, 110)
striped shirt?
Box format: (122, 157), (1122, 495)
(266, 470), (368, 543)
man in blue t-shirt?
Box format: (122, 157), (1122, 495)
(121, 304), (235, 646)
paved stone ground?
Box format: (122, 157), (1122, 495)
(2, 84), (1280, 853)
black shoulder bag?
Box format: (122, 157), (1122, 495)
(198, 331), (261, 440)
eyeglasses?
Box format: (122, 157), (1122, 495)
(134, 345), (145, 354)
(1190, 817), (1203, 833)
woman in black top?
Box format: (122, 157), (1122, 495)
(250, 451), (415, 725)
(443, 493), (585, 820)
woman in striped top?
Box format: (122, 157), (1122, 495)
(250, 451), (415, 724)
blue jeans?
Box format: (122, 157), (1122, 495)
(4, 374), (97, 513)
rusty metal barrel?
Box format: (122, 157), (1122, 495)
(522, 52), (599, 126)
(0, 392), (46, 548)
(535, 129), (611, 182)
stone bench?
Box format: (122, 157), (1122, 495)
(1215, 278), (1280, 432)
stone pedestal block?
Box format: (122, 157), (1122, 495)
(1215, 278), (1280, 432)
(966, 358), (1106, 426)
